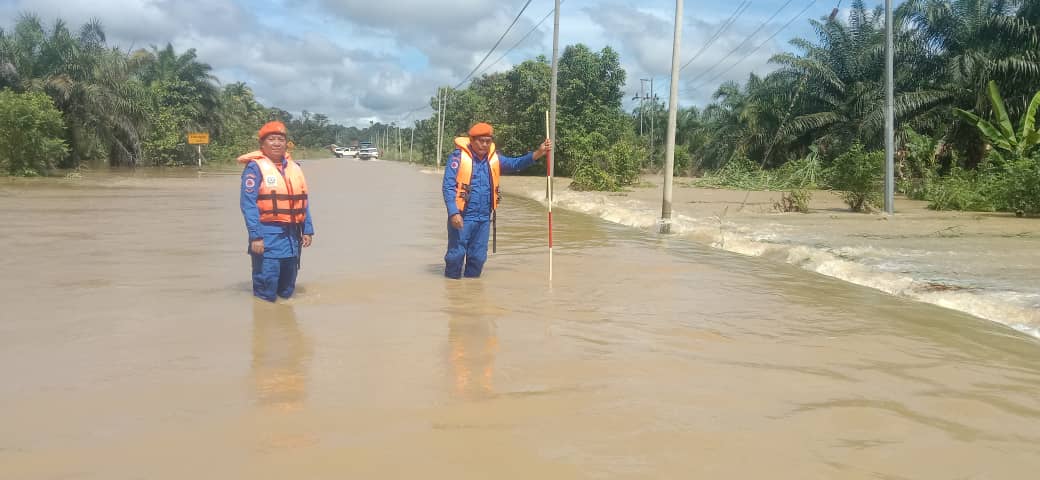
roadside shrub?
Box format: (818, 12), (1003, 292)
(898, 128), (941, 200)
(605, 134), (643, 187)
(571, 161), (617, 191)
(995, 153), (1040, 215)
(567, 131), (643, 191)
(672, 143), (692, 176)
(0, 89), (68, 176)
(826, 143), (883, 212)
(776, 145), (824, 189)
(774, 189), (813, 213)
(926, 167), (996, 211)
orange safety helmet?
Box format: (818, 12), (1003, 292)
(258, 121), (288, 141)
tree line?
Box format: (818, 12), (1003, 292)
(3, 1), (1039, 214)
(400, 0), (1040, 212)
(0, 13), (389, 174)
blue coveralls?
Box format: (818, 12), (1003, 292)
(241, 158), (315, 301)
(442, 147), (535, 278)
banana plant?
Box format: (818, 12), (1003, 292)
(955, 80), (1040, 157)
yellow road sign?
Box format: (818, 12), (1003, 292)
(187, 133), (210, 144)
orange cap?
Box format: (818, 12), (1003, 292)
(258, 121), (287, 141)
(468, 122), (493, 137)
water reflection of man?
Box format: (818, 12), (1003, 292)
(445, 280), (499, 400)
(251, 301), (310, 411)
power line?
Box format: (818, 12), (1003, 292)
(452, 0), (535, 89)
(689, 0), (820, 93)
(478, 0), (568, 77)
(680, 0), (752, 72)
(682, 0), (797, 89)
(393, 0), (536, 122)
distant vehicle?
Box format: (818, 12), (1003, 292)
(332, 146), (359, 158)
(358, 147), (379, 160)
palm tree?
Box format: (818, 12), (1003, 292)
(130, 43), (220, 126)
(695, 72), (799, 170)
(129, 43), (221, 164)
(903, 0), (1040, 165)
(0, 14), (147, 167)
(769, 1), (951, 158)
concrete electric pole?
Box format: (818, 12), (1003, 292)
(660, 0), (683, 233)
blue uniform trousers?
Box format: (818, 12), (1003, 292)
(251, 254), (300, 302)
(445, 218), (490, 279)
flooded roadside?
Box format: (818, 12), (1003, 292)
(508, 173), (1040, 338)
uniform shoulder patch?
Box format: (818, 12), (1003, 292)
(245, 178), (255, 188)
(450, 161), (459, 169)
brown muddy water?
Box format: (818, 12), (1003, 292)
(2, 158), (1040, 479)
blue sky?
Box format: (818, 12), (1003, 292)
(1, 0), (855, 127)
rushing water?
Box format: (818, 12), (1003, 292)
(515, 176), (1040, 339)
(2, 158), (1039, 479)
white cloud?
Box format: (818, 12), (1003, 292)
(1, 0), (820, 125)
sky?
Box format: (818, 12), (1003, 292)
(0, 0), (852, 127)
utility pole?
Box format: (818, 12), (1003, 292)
(634, 79), (649, 138)
(440, 89), (449, 167)
(649, 78), (656, 169)
(409, 123), (415, 163)
(436, 88), (444, 168)
(661, 0), (683, 233)
(884, 0), (895, 214)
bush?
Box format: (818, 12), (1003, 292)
(605, 134), (643, 187)
(775, 145), (824, 189)
(995, 153), (1040, 215)
(924, 151), (1040, 215)
(774, 189), (813, 213)
(826, 143), (883, 212)
(925, 167), (997, 211)
(0, 89), (69, 176)
(898, 128), (941, 200)
(570, 162), (617, 191)
(673, 143), (693, 176)
(567, 131), (644, 191)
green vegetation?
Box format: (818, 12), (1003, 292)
(0, 90), (67, 175)
(0, 14), (387, 170)
(676, 0), (1040, 215)
(774, 189), (813, 213)
(2, 1), (1039, 217)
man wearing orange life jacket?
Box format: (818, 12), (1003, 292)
(442, 122), (551, 279)
(239, 121), (315, 302)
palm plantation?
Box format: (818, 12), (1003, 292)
(1, 0), (1038, 212)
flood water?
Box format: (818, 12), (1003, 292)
(3, 158), (1040, 479)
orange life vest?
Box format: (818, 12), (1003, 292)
(453, 137), (501, 214)
(238, 151), (309, 224)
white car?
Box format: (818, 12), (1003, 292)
(358, 147), (379, 160)
(332, 146), (360, 158)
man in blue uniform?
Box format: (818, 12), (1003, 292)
(240, 121), (315, 302)
(442, 122), (551, 279)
